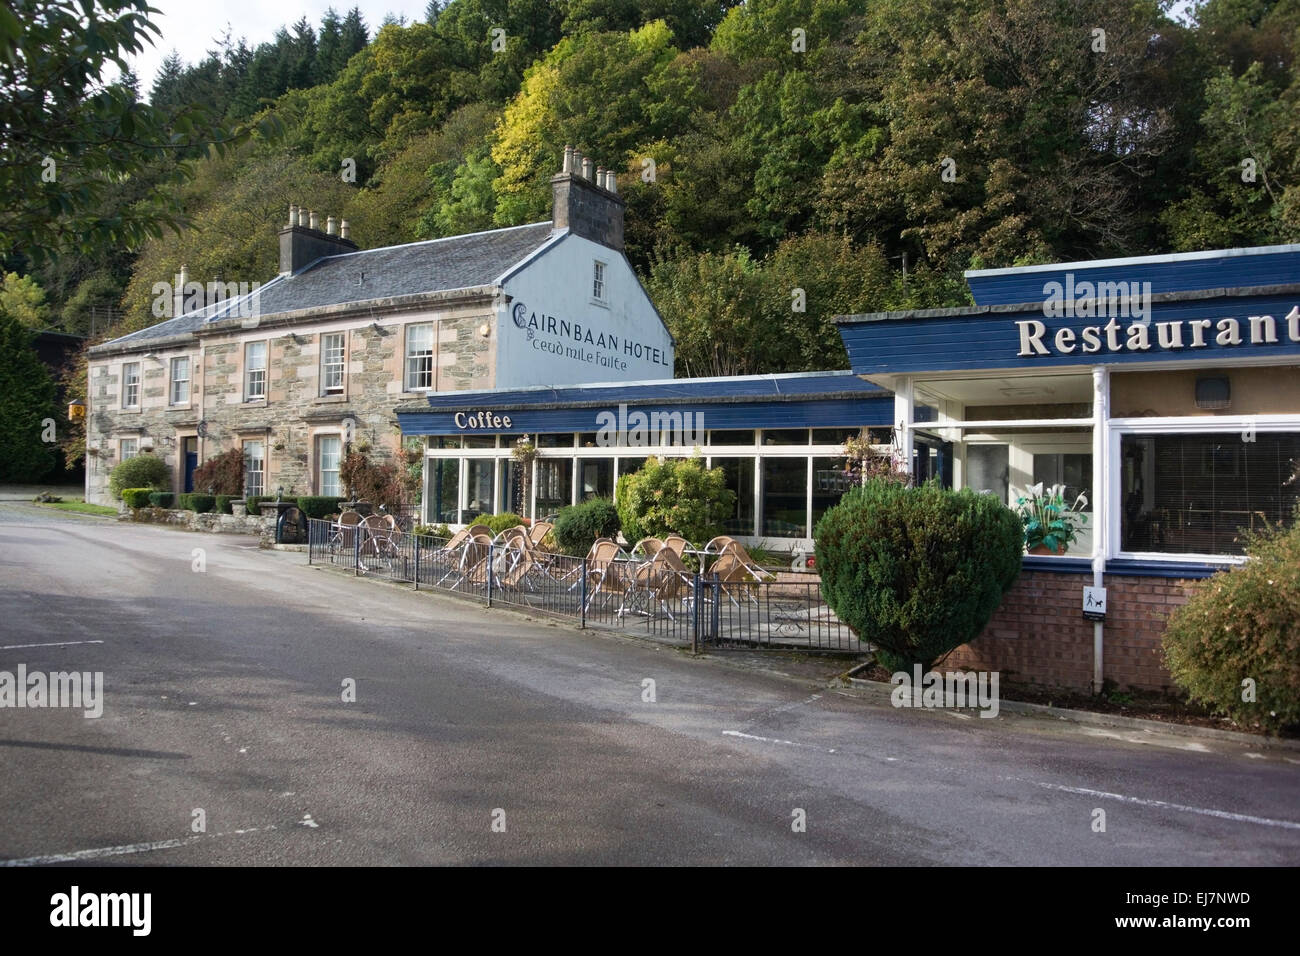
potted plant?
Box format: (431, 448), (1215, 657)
(1013, 482), (1088, 555)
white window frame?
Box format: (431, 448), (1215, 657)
(320, 333), (346, 396)
(1107, 414), (1299, 565)
(405, 323), (434, 391)
(121, 362), (140, 408)
(243, 439), (266, 497)
(245, 341), (267, 401)
(317, 435), (342, 496)
(120, 437), (138, 460)
(591, 260), (607, 304)
(169, 356), (190, 406)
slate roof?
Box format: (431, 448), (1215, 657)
(94, 222), (557, 352)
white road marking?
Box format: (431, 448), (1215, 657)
(0, 640), (105, 651)
(0, 825), (278, 866)
(1033, 781), (1300, 830)
(722, 730), (836, 754)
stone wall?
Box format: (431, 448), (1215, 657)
(120, 507), (275, 540)
(945, 569), (1202, 693)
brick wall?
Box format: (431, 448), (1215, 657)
(944, 570), (1202, 693)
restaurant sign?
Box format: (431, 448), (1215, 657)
(1016, 306), (1300, 358)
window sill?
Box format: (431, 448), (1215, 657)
(314, 394), (347, 404)
(244, 397), (267, 406)
(589, 298), (610, 310)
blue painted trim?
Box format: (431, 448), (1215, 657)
(1018, 556), (1228, 579)
(1020, 556), (1092, 574)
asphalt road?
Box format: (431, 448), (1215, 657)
(1, 501), (1298, 866)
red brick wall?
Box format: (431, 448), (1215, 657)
(942, 570), (1202, 693)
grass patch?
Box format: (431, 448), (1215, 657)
(37, 501), (118, 516)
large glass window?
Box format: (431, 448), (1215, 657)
(321, 333), (345, 395)
(812, 428), (860, 446)
(578, 458), (613, 501)
(169, 356), (190, 405)
(966, 444), (1010, 501)
(708, 430), (754, 445)
(465, 459), (495, 518)
(243, 440), (265, 497)
(463, 435), (495, 448)
(1121, 432), (1300, 556)
(317, 436), (341, 497)
(122, 362), (140, 408)
(812, 456), (851, 530)
(244, 341), (267, 400)
(762, 429), (809, 446)
(712, 457), (756, 536)
(1033, 452), (1092, 512)
(405, 323), (433, 391)
(498, 459), (524, 515)
(120, 437), (138, 461)
(428, 458), (460, 523)
(762, 458), (808, 537)
(537, 433), (573, 448)
(535, 459), (572, 516)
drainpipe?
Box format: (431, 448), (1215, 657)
(1091, 365), (1110, 694)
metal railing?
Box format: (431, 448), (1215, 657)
(306, 519), (859, 651)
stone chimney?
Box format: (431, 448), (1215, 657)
(279, 203), (359, 275)
(551, 146), (625, 251)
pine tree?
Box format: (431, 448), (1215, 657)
(0, 310), (58, 482)
(340, 7), (369, 60)
(149, 51), (185, 109)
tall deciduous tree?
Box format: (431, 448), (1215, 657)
(0, 310), (58, 482)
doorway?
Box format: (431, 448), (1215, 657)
(183, 437), (198, 493)
(913, 433), (953, 488)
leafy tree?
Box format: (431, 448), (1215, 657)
(0, 0), (263, 263)
(192, 447), (246, 495)
(0, 273), (51, 329)
(614, 455), (736, 544)
(0, 310), (57, 481)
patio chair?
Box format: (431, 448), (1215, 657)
(496, 538), (563, 593)
(619, 547), (691, 620)
(528, 521), (554, 549)
(703, 535), (737, 555)
(699, 550), (762, 609)
(467, 523), (492, 538)
(329, 510), (363, 556)
(458, 534), (494, 592)
(629, 537), (664, 559)
(661, 534), (690, 559)
(584, 539), (632, 612)
(716, 539), (774, 582)
(358, 513), (402, 570)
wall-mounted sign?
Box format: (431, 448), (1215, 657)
(455, 411), (512, 429)
(1083, 586), (1107, 621)
(1017, 305), (1300, 359)
(511, 299), (671, 373)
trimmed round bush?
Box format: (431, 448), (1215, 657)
(215, 494), (234, 514)
(554, 498), (621, 556)
(148, 491), (174, 508)
(121, 488), (153, 508)
(483, 512), (525, 535)
(244, 495), (269, 516)
(1162, 517), (1300, 734)
(188, 493), (216, 513)
(614, 456), (735, 545)
(107, 453), (169, 500)
(814, 479), (1024, 672)
(297, 496), (345, 520)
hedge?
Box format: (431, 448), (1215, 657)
(482, 512), (525, 535)
(215, 494), (235, 515)
(297, 496), (345, 520)
(121, 488), (154, 508)
(107, 454), (169, 500)
(244, 495), (270, 516)
(148, 491), (174, 508)
(176, 493), (216, 513)
(815, 479), (1024, 672)
(554, 498), (621, 556)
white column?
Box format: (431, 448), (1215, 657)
(1091, 365), (1110, 694)
(894, 377), (915, 477)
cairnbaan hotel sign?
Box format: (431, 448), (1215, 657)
(1015, 306), (1300, 358)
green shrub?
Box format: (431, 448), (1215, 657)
(554, 498), (621, 556)
(191, 447), (245, 496)
(176, 493), (193, 511)
(482, 512), (525, 535)
(244, 495), (269, 516)
(215, 494), (234, 514)
(814, 479), (1024, 672)
(1162, 517), (1300, 734)
(188, 493), (216, 513)
(297, 496), (345, 520)
(107, 453), (169, 500)
(614, 456), (735, 545)
(148, 491), (174, 508)
(121, 488), (153, 508)
(413, 523), (452, 540)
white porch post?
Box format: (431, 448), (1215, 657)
(894, 377), (915, 477)
(1091, 365), (1110, 694)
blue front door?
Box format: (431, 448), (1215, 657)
(184, 437), (198, 493)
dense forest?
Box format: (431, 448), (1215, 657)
(5, 0), (1299, 381)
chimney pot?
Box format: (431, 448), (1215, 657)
(605, 170), (618, 194)
(340, 219), (350, 240)
(309, 210), (319, 231)
(563, 145), (574, 174)
(572, 149), (584, 177)
(289, 204), (298, 228)
(327, 216), (337, 236)
(582, 157), (594, 180)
